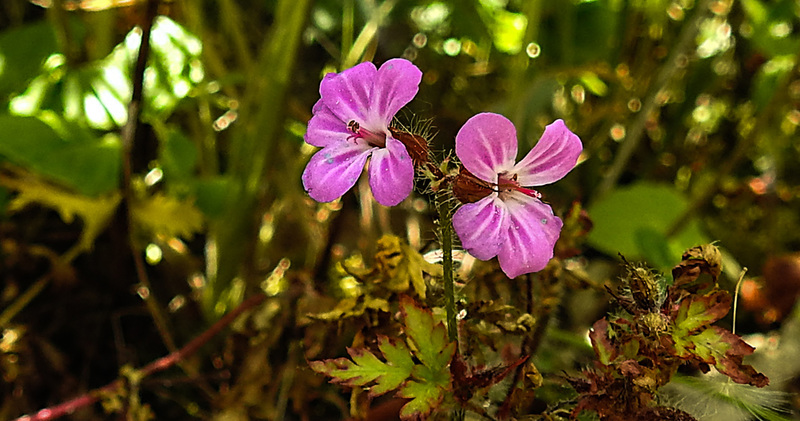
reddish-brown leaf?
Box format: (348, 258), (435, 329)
(672, 244), (723, 289)
(705, 326), (769, 387)
(590, 318), (618, 365)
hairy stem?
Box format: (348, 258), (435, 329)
(436, 193), (458, 344)
(436, 194), (458, 342)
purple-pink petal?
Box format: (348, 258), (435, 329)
(368, 136), (414, 206)
(455, 113), (518, 183)
(513, 119), (583, 187)
(366, 59), (423, 128)
(319, 61), (377, 124)
(305, 100), (352, 148)
(496, 194), (563, 278)
(452, 195), (508, 261)
(302, 141), (373, 203)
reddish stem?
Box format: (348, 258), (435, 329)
(13, 293), (268, 421)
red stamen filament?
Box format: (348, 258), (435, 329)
(496, 174), (541, 199)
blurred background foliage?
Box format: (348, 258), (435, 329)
(0, 0), (799, 419)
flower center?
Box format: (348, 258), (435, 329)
(347, 120), (386, 148)
(496, 172), (542, 201)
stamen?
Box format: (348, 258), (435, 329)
(344, 120), (386, 147)
(347, 120), (360, 133)
(346, 120), (361, 142)
(497, 172), (542, 199)
(515, 187), (542, 199)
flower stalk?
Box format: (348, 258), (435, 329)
(435, 192), (466, 421)
(435, 192), (458, 344)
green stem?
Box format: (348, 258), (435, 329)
(0, 274), (50, 328)
(435, 193), (458, 344)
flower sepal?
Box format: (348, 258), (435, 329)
(452, 167), (495, 204)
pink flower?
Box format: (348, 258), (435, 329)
(452, 113), (582, 278)
(302, 59), (423, 206)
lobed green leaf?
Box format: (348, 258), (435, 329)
(400, 295), (455, 370)
(311, 297), (456, 419)
(398, 376), (448, 421)
(308, 335), (414, 397)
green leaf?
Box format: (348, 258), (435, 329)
(131, 194), (204, 239)
(158, 126), (198, 182)
(587, 182), (708, 269)
(306, 296), (390, 322)
(400, 295), (456, 371)
(485, 7), (527, 54)
(573, 1), (621, 63)
(580, 72), (609, 97)
(396, 296), (455, 420)
(740, 0), (800, 58)
(0, 115), (121, 196)
(309, 335), (414, 397)
(139, 17), (204, 120)
(740, 0), (768, 25)
(450, 1), (492, 44)
(0, 168), (121, 261)
(685, 328), (735, 363)
(311, 297), (455, 419)
(0, 22), (58, 98)
(398, 375), (448, 420)
(375, 235), (442, 298)
(309, 295), (456, 420)
(194, 177), (237, 218)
